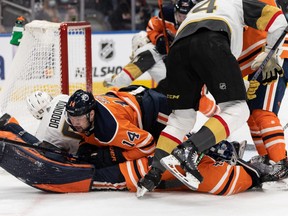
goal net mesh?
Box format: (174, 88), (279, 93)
(0, 20), (92, 132)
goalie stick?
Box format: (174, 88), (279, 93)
(0, 137), (78, 160)
(158, 0), (170, 53)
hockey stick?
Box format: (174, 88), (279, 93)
(0, 137), (78, 159)
(251, 25), (288, 81)
(283, 122), (288, 130)
(158, 0), (170, 53)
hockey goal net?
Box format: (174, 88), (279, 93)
(0, 20), (92, 132)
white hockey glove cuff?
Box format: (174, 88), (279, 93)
(251, 50), (284, 85)
(103, 73), (116, 88)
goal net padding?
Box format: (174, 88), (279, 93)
(0, 20), (92, 132)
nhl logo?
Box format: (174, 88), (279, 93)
(99, 40), (114, 61)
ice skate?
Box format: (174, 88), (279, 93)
(136, 167), (163, 198)
(160, 140), (203, 190)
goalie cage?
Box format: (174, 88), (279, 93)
(0, 20), (92, 132)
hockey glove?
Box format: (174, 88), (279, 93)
(155, 32), (174, 55)
(103, 74), (116, 88)
(251, 51), (284, 85)
(247, 80), (260, 100)
(198, 94), (220, 117)
(155, 36), (167, 55)
(77, 144), (126, 168)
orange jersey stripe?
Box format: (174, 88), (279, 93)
(34, 179), (92, 193)
(119, 158), (149, 191)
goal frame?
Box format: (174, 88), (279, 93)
(59, 21), (92, 94)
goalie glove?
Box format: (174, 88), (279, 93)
(247, 80), (260, 100)
(77, 144), (126, 168)
(251, 51), (284, 85)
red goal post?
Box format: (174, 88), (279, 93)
(59, 21), (92, 94)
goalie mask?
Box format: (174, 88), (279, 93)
(26, 91), (53, 120)
(65, 89), (96, 133)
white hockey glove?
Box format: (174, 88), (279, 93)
(251, 51), (284, 85)
(103, 74), (116, 88)
(130, 31), (150, 60)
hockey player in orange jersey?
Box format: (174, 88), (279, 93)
(238, 0), (288, 172)
(147, 0), (194, 54)
(65, 86), (172, 168)
(65, 85), (218, 169)
(0, 113), (284, 194)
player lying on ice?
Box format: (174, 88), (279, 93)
(0, 112), (286, 194)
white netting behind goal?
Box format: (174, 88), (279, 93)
(0, 20), (92, 132)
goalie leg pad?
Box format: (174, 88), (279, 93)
(0, 143), (95, 193)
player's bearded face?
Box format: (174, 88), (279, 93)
(69, 114), (90, 132)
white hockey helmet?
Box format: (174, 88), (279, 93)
(26, 91), (53, 120)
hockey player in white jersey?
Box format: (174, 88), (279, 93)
(26, 91), (81, 154)
(103, 31), (166, 88)
(137, 0), (288, 197)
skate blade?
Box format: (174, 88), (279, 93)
(160, 155), (200, 191)
(136, 186), (148, 198)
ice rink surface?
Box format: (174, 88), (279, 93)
(1, 148), (288, 216)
